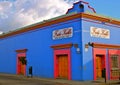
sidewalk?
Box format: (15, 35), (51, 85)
(32, 77), (120, 85)
(0, 73), (120, 85)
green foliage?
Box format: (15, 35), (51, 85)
(19, 57), (27, 65)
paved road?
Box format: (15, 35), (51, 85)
(0, 74), (120, 85)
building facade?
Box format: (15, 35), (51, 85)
(0, 1), (120, 81)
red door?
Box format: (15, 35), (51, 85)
(17, 53), (26, 75)
(18, 57), (26, 75)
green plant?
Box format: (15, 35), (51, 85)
(19, 57), (27, 65)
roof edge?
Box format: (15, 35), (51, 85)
(0, 12), (120, 39)
(82, 12), (120, 25)
(0, 13), (82, 39)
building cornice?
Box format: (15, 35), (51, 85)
(51, 43), (73, 49)
(16, 49), (28, 53)
(0, 12), (120, 39)
(92, 43), (120, 49)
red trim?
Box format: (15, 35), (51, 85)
(66, 1), (88, 14)
(66, 1), (96, 14)
(88, 5), (96, 13)
(80, 1), (89, 4)
(54, 49), (71, 80)
(80, 1), (96, 13)
(17, 53), (26, 76)
(93, 48), (107, 80)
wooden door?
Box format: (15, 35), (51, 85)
(20, 62), (25, 75)
(18, 57), (26, 75)
(96, 56), (102, 78)
(93, 48), (107, 80)
(58, 55), (68, 79)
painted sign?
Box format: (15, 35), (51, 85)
(90, 27), (110, 39)
(53, 27), (73, 40)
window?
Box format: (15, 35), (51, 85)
(111, 55), (119, 69)
(110, 55), (119, 77)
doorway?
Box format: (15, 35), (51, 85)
(16, 53), (27, 76)
(18, 57), (26, 75)
(96, 55), (105, 79)
(93, 48), (107, 80)
(54, 49), (71, 80)
(57, 54), (68, 79)
(16, 49), (27, 76)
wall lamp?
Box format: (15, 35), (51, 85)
(73, 44), (80, 53)
(88, 42), (93, 47)
(85, 42), (93, 52)
(85, 44), (89, 52)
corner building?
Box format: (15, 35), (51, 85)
(0, 1), (120, 81)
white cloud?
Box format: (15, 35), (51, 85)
(0, 0), (78, 32)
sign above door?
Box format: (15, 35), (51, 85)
(52, 27), (73, 40)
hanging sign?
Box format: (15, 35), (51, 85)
(90, 27), (110, 39)
(53, 27), (73, 40)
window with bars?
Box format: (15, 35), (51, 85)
(111, 55), (119, 69)
(110, 55), (119, 77)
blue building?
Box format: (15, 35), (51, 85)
(0, 1), (120, 81)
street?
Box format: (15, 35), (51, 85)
(0, 74), (69, 85)
(0, 73), (120, 85)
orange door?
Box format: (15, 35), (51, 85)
(20, 63), (25, 75)
(96, 56), (102, 78)
(58, 55), (68, 79)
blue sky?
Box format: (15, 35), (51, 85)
(0, 0), (120, 33)
(85, 0), (120, 19)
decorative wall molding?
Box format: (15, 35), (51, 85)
(92, 43), (120, 49)
(51, 43), (73, 49)
(16, 49), (28, 53)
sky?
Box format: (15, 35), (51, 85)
(0, 0), (120, 33)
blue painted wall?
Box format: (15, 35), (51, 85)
(0, 18), (83, 80)
(67, 1), (94, 14)
(0, 1), (119, 81)
(67, 2), (84, 14)
(81, 19), (120, 80)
